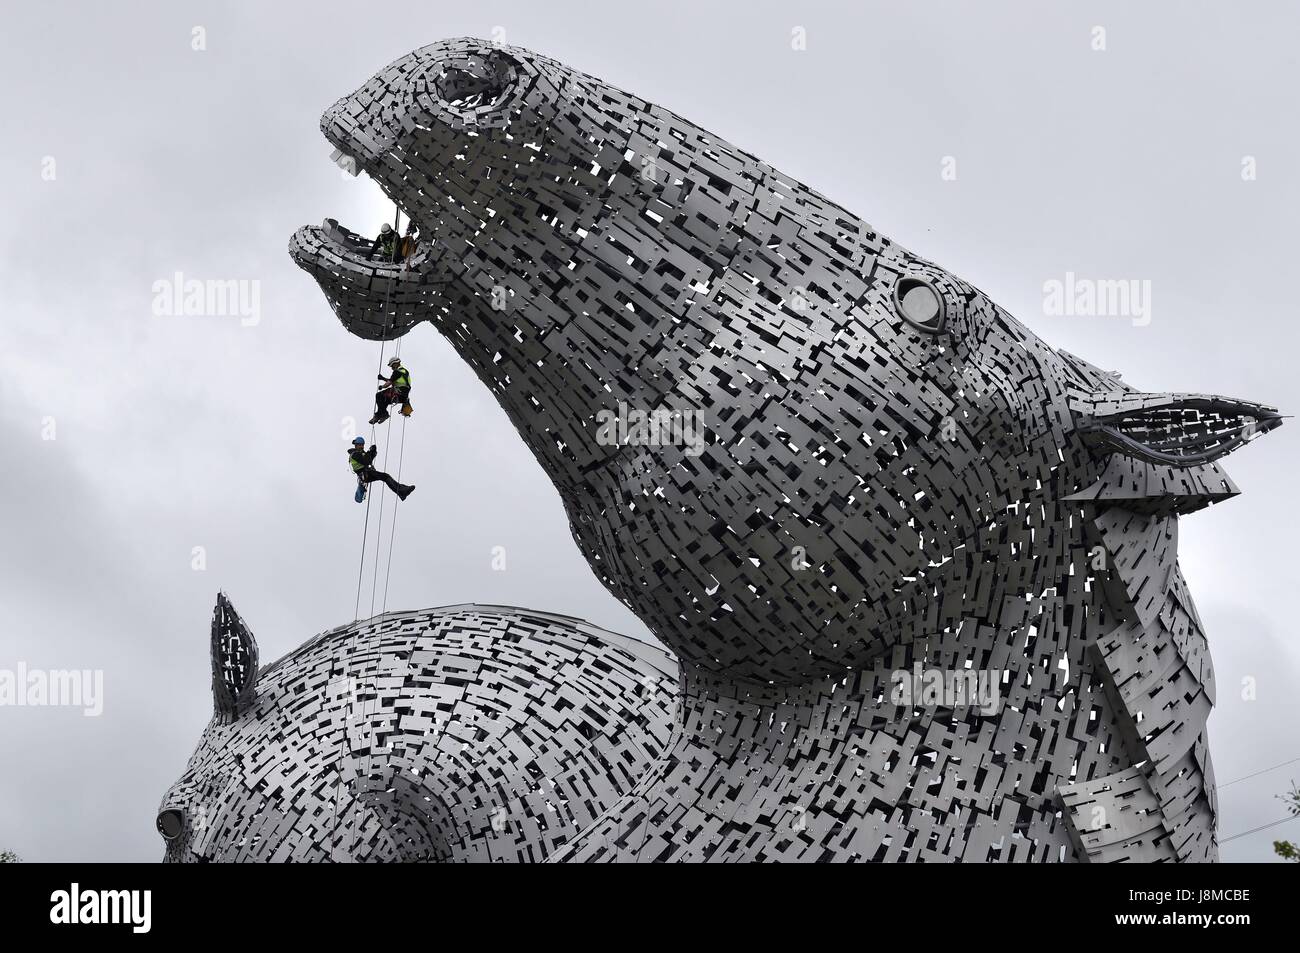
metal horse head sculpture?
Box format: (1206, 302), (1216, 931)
(162, 38), (1283, 863)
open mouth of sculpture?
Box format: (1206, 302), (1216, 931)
(290, 52), (517, 272)
(287, 139), (451, 340)
(1080, 396), (1283, 466)
(291, 133), (439, 272)
(286, 50), (524, 341)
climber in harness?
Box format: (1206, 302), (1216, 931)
(370, 356), (412, 425)
(367, 222), (397, 262)
(349, 436), (415, 502)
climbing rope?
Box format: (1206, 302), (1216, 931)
(381, 413), (407, 613)
(342, 206), (406, 860)
(366, 301), (409, 618)
(352, 206), (402, 623)
(351, 485), (375, 622)
(366, 423), (392, 619)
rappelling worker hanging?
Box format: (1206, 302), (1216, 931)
(371, 356), (412, 424)
(348, 436), (415, 501)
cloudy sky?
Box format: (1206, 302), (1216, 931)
(1, 0), (1296, 862)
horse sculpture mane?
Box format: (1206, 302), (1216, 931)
(158, 38), (1282, 862)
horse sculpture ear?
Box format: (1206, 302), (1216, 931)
(1071, 391), (1282, 467)
(211, 592), (259, 722)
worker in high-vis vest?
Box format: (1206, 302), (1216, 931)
(348, 436), (414, 501)
(367, 222), (397, 261)
(370, 356), (413, 424)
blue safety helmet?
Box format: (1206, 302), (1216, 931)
(352, 436), (365, 446)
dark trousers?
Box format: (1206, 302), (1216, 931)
(374, 386), (410, 417)
(358, 466), (408, 496)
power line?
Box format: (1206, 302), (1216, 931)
(1221, 813), (1300, 844)
(1216, 757), (1300, 848)
(1217, 755), (1300, 790)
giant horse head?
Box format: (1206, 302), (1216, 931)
(290, 39), (1280, 693)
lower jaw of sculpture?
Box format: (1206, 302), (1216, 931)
(287, 220), (450, 341)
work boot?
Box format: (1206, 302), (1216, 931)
(400, 402), (413, 417)
(397, 484), (415, 501)
(369, 412), (388, 425)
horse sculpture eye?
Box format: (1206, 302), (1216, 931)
(895, 277), (947, 334)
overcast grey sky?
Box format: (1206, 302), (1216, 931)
(1, 0), (1296, 862)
